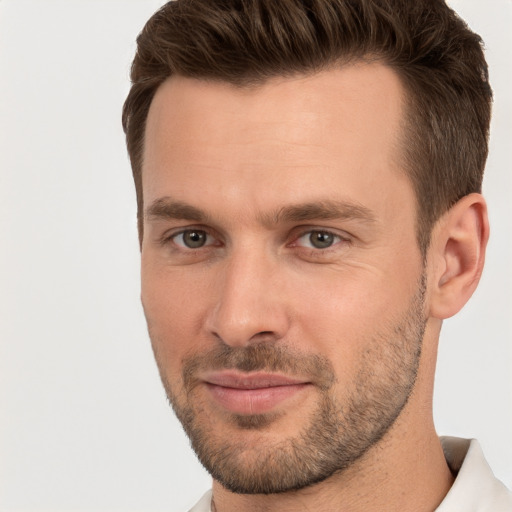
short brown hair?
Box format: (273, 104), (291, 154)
(122, 0), (492, 252)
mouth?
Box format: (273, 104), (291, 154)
(201, 371), (312, 415)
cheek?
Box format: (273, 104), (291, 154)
(289, 266), (418, 369)
(141, 263), (210, 372)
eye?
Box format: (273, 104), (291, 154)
(295, 230), (343, 249)
(172, 229), (213, 249)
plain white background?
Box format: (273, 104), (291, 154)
(0, 1), (510, 511)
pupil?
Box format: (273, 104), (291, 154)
(184, 230), (206, 248)
(310, 231), (333, 249)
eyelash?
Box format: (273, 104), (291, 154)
(159, 228), (217, 249)
(159, 226), (351, 254)
(291, 229), (349, 251)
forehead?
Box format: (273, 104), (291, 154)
(142, 63), (411, 222)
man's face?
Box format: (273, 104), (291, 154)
(141, 64), (427, 494)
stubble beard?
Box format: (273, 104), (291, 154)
(150, 277), (426, 495)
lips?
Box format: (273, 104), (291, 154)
(202, 371), (311, 415)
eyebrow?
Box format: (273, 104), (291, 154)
(267, 200), (376, 226)
(145, 197), (375, 226)
(145, 197), (209, 222)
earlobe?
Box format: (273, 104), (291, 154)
(429, 193), (489, 320)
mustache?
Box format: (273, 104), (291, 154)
(182, 343), (336, 392)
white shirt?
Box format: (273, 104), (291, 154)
(188, 437), (512, 511)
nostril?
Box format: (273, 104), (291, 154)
(248, 331), (279, 344)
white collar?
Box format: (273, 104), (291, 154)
(435, 437), (512, 511)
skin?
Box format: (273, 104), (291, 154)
(140, 63), (488, 511)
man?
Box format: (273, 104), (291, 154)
(122, 0), (512, 510)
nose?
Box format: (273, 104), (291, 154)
(205, 246), (290, 347)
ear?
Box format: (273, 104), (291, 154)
(428, 193), (489, 320)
